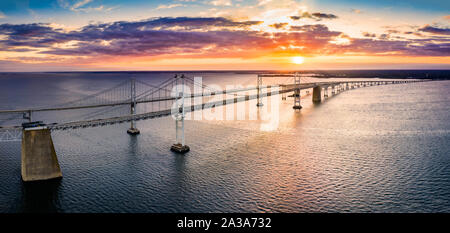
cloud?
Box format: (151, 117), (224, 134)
(363, 32), (376, 38)
(209, 0), (232, 6)
(311, 13), (338, 20)
(0, 17), (449, 64)
(289, 24), (339, 35)
(350, 9), (362, 14)
(378, 33), (389, 40)
(124, 17), (263, 30)
(418, 25), (450, 35)
(386, 29), (400, 34)
(0, 23), (66, 48)
(0, 18), (267, 57)
(156, 4), (185, 10)
(290, 11), (338, 21)
(72, 0), (92, 10)
(269, 23), (289, 29)
(57, 0), (114, 13)
(0, 11), (6, 19)
(257, 0), (273, 6)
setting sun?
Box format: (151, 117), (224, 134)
(292, 56), (305, 64)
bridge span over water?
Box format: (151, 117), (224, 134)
(0, 73), (426, 181)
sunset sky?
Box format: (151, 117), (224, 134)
(0, 0), (449, 71)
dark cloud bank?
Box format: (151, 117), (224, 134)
(290, 12), (338, 21)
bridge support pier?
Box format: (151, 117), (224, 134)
(171, 117), (189, 153)
(312, 86), (322, 103)
(21, 127), (62, 182)
(324, 87), (328, 98)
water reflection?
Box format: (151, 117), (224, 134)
(21, 179), (62, 213)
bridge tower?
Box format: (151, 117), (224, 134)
(127, 79), (140, 135)
(292, 72), (302, 110)
(171, 75), (190, 154)
(23, 110), (32, 123)
(256, 74), (264, 107)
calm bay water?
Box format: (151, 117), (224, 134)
(0, 72), (449, 213)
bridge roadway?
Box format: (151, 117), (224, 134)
(0, 79), (422, 131)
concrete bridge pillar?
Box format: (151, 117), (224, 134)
(312, 86), (321, 103)
(331, 86), (335, 95)
(324, 87), (329, 98)
(21, 127), (62, 182)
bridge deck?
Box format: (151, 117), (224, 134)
(0, 80), (394, 114)
(0, 80), (424, 132)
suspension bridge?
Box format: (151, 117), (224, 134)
(0, 73), (426, 182)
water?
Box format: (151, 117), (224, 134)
(0, 72), (449, 213)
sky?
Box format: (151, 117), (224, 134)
(0, 0), (449, 71)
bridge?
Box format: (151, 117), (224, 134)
(0, 73), (425, 182)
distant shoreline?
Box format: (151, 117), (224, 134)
(1, 70), (449, 80)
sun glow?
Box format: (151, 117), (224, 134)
(292, 56), (304, 64)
